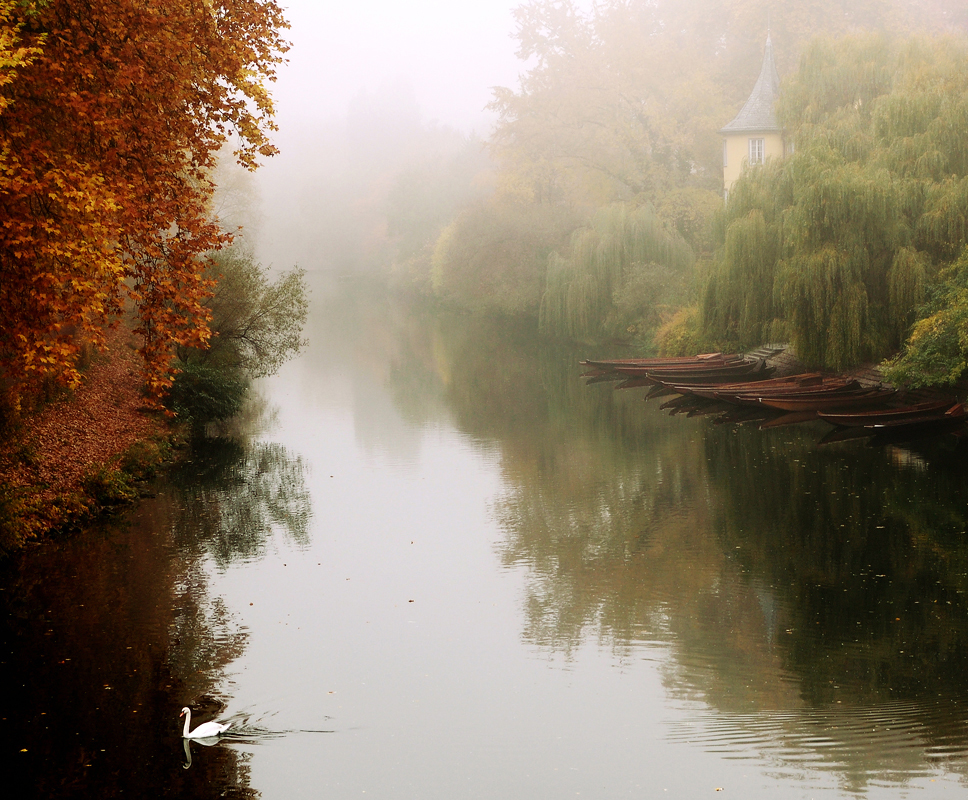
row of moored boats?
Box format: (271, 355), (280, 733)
(580, 352), (967, 439)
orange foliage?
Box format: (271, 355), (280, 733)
(0, 0), (289, 401)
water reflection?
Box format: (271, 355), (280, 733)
(668, 699), (968, 793)
(167, 436), (312, 568)
(0, 389), (311, 798)
(704, 424), (968, 729)
(369, 288), (968, 790)
(0, 502), (255, 798)
(8, 281), (968, 796)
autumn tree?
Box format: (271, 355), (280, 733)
(0, 2), (41, 116)
(0, 0), (289, 404)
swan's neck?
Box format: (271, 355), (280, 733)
(182, 708), (191, 737)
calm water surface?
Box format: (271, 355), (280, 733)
(5, 277), (968, 798)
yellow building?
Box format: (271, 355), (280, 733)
(720, 36), (785, 200)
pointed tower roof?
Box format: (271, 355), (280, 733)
(720, 36), (781, 133)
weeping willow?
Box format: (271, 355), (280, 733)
(539, 203), (694, 341)
(918, 176), (968, 260)
(703, 33), (968, 370)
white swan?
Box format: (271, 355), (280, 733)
(180, 706), (232, 739)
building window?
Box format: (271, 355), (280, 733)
(723, 138), (728, 168)
(749, 138), (765, 164)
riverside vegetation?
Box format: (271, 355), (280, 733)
(0, 243), (307, 553)
(0, 1), (304, 550)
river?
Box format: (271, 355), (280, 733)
(4, 274), (968, 798)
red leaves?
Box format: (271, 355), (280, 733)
(0, 0), (289, 401)
(0, 325), (166, 536)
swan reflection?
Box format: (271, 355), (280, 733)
(181, 736), (222, 770)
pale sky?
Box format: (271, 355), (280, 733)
(274, 1), (525, 132)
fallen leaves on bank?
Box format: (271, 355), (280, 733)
(0, 326), (174, 548)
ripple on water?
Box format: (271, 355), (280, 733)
(666, 698), (968, 785)
(206, 707), (336, 744)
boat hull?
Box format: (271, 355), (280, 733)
(758, 389), (897, 412)
(817, 400), (961, 427)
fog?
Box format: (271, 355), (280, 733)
(273, 1), (522, 132)
(245, 0), (968, 278)
(246, 1), (527, 271)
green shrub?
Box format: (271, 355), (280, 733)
(166, 361), (248, 429)
(883, 247), (968, 387)
(166, 244), (308, 435)
(83, 466), (138, 507)
(118, 439), (168, 480)
(0, 483), (31, 554)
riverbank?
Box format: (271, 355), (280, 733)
(0, 326), (178, 553)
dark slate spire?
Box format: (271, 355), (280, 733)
(720, 36), (781, 133)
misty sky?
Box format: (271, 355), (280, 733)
(275, 1), (526, 133)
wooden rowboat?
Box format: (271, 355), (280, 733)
(581, 354), (740, 379)
(653, 376), (812, 400)
(758, 388), (896, 412)
(646, 374), (850, 407)
(634, 362), (775, 396)
(697, 372), (824, 392)
(580, 353), (729, 371)
(612, 358), (766, 380)
(709, 379), (862, 407)
(816, 400), (961, 427)
(867, 402), (966, 430)
(611, 362), (771, 392)
(819, 404), (967, 445)
(646, 367), (778, 387)
(866, 411), (968, 443)
(655, 373), (835, 398)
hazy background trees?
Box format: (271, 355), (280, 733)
(255, 82), (495, 277)
(247, 0), (968, 381)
